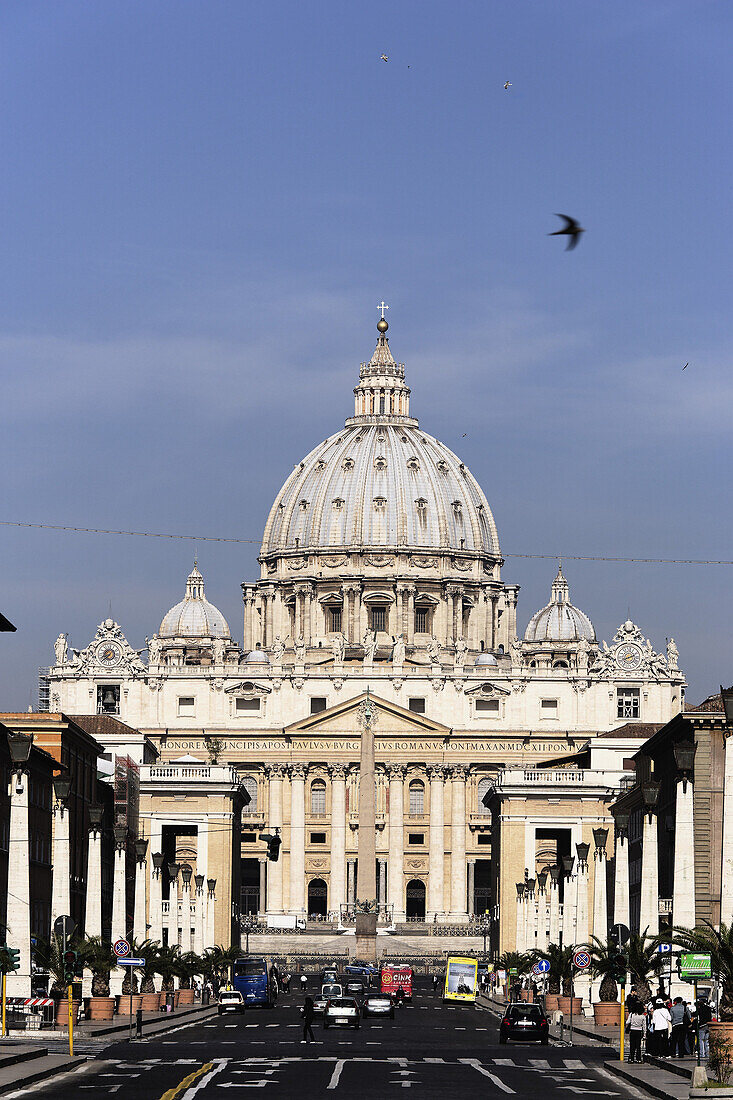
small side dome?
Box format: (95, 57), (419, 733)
(524, 566), (595, 643)
(475, 652), (498, 666)
(244, 649), (270, 664)
(159, 563), (231, 639)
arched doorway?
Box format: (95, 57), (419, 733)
(307, 878), (328, 918)
(405, 879), (426, 920)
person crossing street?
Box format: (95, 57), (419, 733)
(301, 995), (316, 1045)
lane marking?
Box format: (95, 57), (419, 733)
(460, 1058), (515, 1093)
(424, 1058), (445, 1063)
(563, 1060), (586, 1069)
(529, 1060), (551, 1069)
(327, 1060), (345, 1090)
(492, 1059), (515, 1066)
(159, 1061), (214, 1100)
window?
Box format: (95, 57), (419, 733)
(540, 699), (558, 719)
(242, 833), (256, 843)
(408, 833), (425, 846)
(97, 684), (120, 715)
(310, 697), (327, 714)
(475, 698), (500, 715)
(408, 697), (426, 714)
(379, 395), (385, 414)
(371, 606), (387, 632)
(329, 607), (342, 632)
(177, 696), (195, 717)
(617, 688), (640, 719)
(477, 777), (493, 815)
(414, 606), (429, 633)
(310, 780), (326, 816)
(242, 775), (258, 813)
(310, 832), (327, 844)
(477, 834), (491, 845)
(409, 780), (424, 816)
(236, 697), (260, 714)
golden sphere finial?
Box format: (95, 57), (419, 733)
(377, 317), (388, 334)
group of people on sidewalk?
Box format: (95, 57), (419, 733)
(626, 993), (713, 1063)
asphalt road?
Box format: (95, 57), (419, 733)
(29, 985), (635, 1100)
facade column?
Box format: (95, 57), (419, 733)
(265, 765), (285, 914)
(722, 734), (733, 926)
(258, 860), (267, 916)
(515, 885), (525, 952)
(524, 879), (536, 951)
(574, 843), (590, 945)
(329, 764), (347, 920)
(347, 859), (356, 906)
(180, 866), (193, 951)
(639, 803), (659, 936)
(166, 864), (179, 948)
(133, 839), (148, 943)
(85, 812), (103, 939)
(427, 765), (446, 920)
(288, 764), (307, 916)
(206, 879), (216, 950)
(549, 866), (561, 945)
(673, 763), (697, 928)
(613, 825), (630, 930)
(50, 787), (71, 928)
(537, 872), (550, 951)
(194, 875), (205, 955)
(110, 824), (128, 997)
(148, 853), (164, 949)
(449, 764), (469, 920)
(6, 757), (31, 997)
(467, 861), (475, 918)
(387, 765), (405, 922)
(592, 829), (609, 942)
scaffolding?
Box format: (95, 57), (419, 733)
(37, 668), (50, 712)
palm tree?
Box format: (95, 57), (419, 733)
(130, 939), (161, 994)
(674, 921), (733, 1021)
(32, 933), (82, 995)
(177, 951), (201, 990)
(202, 945), (240, 984)
(154, 945), (183, 993)
(532, 943), (574, 996)
(627, 931), (667, 1003)
(78, 937), (117, 997)
(585, 936), (620, 1002)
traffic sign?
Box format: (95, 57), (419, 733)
(53, 915), (76, 942)
(113, 939), (131, 958)
(611, 923), (630, 946)
(657, 942), (673, 954)
(679, 953), (712, 980)
(117, 958), (145, 966)
(533, 958), (551, 974)
(573, 950), (591, 970)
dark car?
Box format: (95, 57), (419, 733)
(362, 993), (394, 1019)
(344, 979), (366, 1000)
(499, 1003), (549, 1045)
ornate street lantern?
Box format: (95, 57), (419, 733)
(576, 841), (591, 866)
(194, 873), (205, 894)
(536, 871), (548, 891)
(113, 822), (128, 849)
(181, 864), (193, 887)
(152, 852), (165, 874)
(88, 804), (104, 830)
(134, 838), (149, 863)
(207, 878), (216, 896)
(614, 810), (630, 836)
(673, 740), (697, 776)
(52, 773), (72, 805)
(562, 854), (575, 877)
(593, 826), (609, 852)
(168, 861), (180, 882)
(7, 730), (33, 773)
(516, 883), (525, 898)
(641, 778), (661, 814)
(549, 864), (561, 884)
(526, 877), (536, 895)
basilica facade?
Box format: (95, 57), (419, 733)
(44, 318), (686, 953)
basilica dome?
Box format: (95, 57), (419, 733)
(260, 322), (500, 561)
(159, 564), (231, 639)
(524, 566), (595, 643)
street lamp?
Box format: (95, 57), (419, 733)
(89, 804), (104, 833)
(134, 838), (148, 864)
(181, 865), (193, 888)
(549, 864), (561, 885)
(593, 827), (608, 852)
(7, 730), (33, 777)
(52, 773), (72, 806)
(526, 877), (536, 895)
(194, 873), (205, 895)
(207, 878), (216, 896)
(614, 809), (630, 836)
(113, 823), (128, 849)
(562, 854), (575, 877)
(673, 740), (697, 788)
(168, 862), (180, 883)
(641, 778), (661, 818)
(576, 841), (590, 867)
(537, 871), (548, 892)
(152, 852), (165, 876)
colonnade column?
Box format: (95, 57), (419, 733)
(265, 765), (285, 914)
(194, 875), (205, 955)
(592, 828), (609, 941)
(288, 764), (307, 916)
(525, 878), (537, 951)
(133, 839), (148, 942)
(613, 818), (630, 929)
(51, 785), (71, 928)
(574, 843), (590, 945)
(206, 879), (216, 949)
(427, 765), (446, 920)
(180, 866), (193, 951)
(515, 885), (525, 952)
(549, 865), (561, 945)
(110, 824), (128, 997)
(387, 765), (405, 922)
(330, 764), (347, 920)
(537, 872), (549, 951)
(639, 783), (660, 936)
(347, 859), (357, 905)
(467, 861), (475, 918)
(148, 853), (164, 948)
(722, 732), (733, 927)
(449, 764), (469, 920)
(258, 860), (267, 916)
(85, 809), (103, 939)
(167, 864), (180, 948)
(672, 743), (697, 928)
(242, 586), (256, 653)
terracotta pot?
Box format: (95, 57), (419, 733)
(544, 993), (560, 1012)
(116, 993), (143, 1016)
(710, 1021), (733, 1043)
(558, 996), (583, 1015)
(520, 989), (534, 1002)
(177, 989), (195, 1006)
(593, 1001), (622, 1027)
(55, 999), (81, 1025)
(87, 996), (115, 1021)
(173, 990), (181, 1007)
(141, 992), (162, 1012)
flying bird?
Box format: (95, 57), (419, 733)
(504, 81), (512, 90)
(381, 54), (389, 62)
(682, 362), (689, 370)
(549, 214), (585, 250)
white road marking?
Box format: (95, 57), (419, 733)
(460, 1058), (515, 1093)
(182, 1059), (228, 1098)
(529, 1060), (551, 1069)
(327, 1060), (345, 1089)
(424, 1058), (445, 1063)
(563, 1060), (586, 1069)
(492, 1059), (515, 1066)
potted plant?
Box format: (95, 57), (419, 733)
(176, 952), (199, 1005)
(79, 937), (117, 1020)
(538, 943), (579, 1015)
(32, 934), (83, 1025)
(675, 921), (733, 1042)
(497, 952), (532, 1003)
(586, 937), (622, 1026)
(154, 945), (182, 1010)
(135, 940), (163, 1012)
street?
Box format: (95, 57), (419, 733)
(27, 984), (636, 1100)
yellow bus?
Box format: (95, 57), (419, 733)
(443, 956), (478, 1003)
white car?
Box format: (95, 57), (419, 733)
(312, 983), (343, 1016)
(323, 996), (360, 1029)
(218, 990), (245, 1015)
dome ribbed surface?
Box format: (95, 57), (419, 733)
(260, 424), (500, 557)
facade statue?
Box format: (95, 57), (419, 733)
(427, 636), (442, 664)
(454, 635), (468, 668)
(362, 629), (378, 663)
(576, 636), (590, 673)
(392, 633), (406, 665)
(146, 634), (162, 665)
(294, 635), (306, 662)
(270, 635), (286, 663)
(667, 637), (679, 672)
(510, 636), (523, 670)
(331, 631), (346, 664)
(212, 636), (226, 665)
(54, 633), (68, 666)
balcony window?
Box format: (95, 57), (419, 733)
(409, 780), (424, 816)
(371, 605), (387, 632)
(540, 699), (558, 719)
(414, 605), (430, 634)
(242, 775), (258, 813)
(329, 607), (342, 632)
(477, 777), (492, 815)
(310, 780), (326, 816)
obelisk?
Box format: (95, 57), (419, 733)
(354, 690), (378, 961)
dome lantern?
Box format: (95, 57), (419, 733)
(348, 309), (415, 426)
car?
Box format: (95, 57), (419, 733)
(218, 990), (245, 1015)
(323, 996), (360, 1029)
(321, 968), (339, 984)
(499, 1003), (549, 1044)
(311, 983), (343, 1016)
(362, 993), (394, 1019)
(345, 961), (379, 980)
(344, 979), (366, 1000)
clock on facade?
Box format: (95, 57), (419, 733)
(616, 643), (642, 671)
(97, 642), (122, 667)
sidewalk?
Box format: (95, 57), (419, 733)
(0, 1044), (87, 1097)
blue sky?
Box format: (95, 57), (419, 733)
(1, 0), (731, 707)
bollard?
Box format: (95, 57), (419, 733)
(135, 1008), (143, 1040)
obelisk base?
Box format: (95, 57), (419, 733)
(353, 913), (378, 963)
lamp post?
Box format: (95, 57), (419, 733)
(721, 686), (733, 925)
(525, 878), (536, 952)
(85, 804), (104, 938)
(562, 855), (574, 948)
(109, 822), (128, 997)
(168, 863), (180, 948)
(51, 773), (73, 928)
(194, 874), (205, 956)
(536, 871), (549, 952)
(549, 864), (561, 946)
(670, 740), (697, 930)
(515, 883), (525, 952)
(149, 853), (165, 951)
(592, 827), (609, 943)
(613, 809), (630, 929)
(133, 839), (148, 943)
(180, 866), (193, 952)
(640, 779), (661, 936)
(5, 729), (33, 997)
(207, 878), (216, 950)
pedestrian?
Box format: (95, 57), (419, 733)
(651, 999), (672, 1058)
(301, 995), (316, 1045)
(626, 998), (647, 1064)
(300, 972), (308, 991)
(432, 975), (439, 994)
(283, 972), (291, 994)
(696, 996), (713, 1061)
(669, 997), (689, 1058)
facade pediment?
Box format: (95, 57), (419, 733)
(283, 692), (451, 738)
